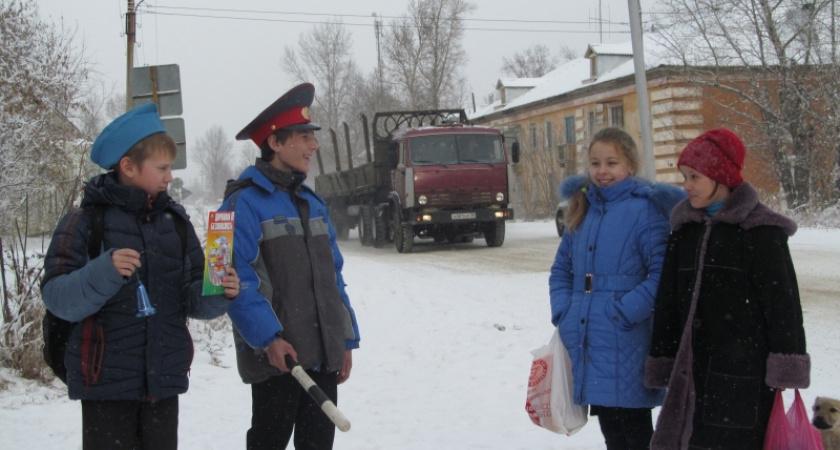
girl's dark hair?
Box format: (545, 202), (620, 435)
(259, 129), (294, 161)
(565, 127), (639, 231)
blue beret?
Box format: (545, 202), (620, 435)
(90, 103), (167, 169)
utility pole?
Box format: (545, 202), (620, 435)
(372, 12), (383, 108)
(599, 0), (603, 43)
(125, 0), (136, 110)
(628, 0), (655, 180)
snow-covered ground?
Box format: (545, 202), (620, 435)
(1, 221), (838, 449)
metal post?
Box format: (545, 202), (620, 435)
(628, 0), (656, 180)
(125, 0), (136, 110)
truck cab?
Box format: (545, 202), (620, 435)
(389, 125), (515, 252)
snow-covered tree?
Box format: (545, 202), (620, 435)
(652, 0), (840, 209)
(0, 0), (92, 235)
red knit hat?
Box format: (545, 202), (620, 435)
(677, 128), (745, 188)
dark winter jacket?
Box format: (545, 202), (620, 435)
(220, 160), (360, 384)
(644, 182), (810, 450)
(549, 175), (684, 408)
(41, 172), (229, 402)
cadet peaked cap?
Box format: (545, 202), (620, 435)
(90, 103), (167, 169)
(235, 82), (321, 146)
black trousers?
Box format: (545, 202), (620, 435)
(592, 406), (654, 450)
(81, 396), (179, 450)
(247, 371), (338, 450)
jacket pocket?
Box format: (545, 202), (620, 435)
(80, 316), (105, 389)
(701, 369), (761, 428)
(605, 293), (633, 331)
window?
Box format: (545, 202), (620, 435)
(456, 134), (504, 163)
(564, 116), (575, 144)
(588, 111), (596, 137)
(529, 123), (537, 149)
(610, 105), (624, 128)
(545, 121), (553, 149)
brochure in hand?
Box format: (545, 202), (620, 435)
(203, 211), (234, 296)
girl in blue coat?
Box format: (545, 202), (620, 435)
(549, 127), (684, 449)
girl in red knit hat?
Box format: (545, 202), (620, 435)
(644, 128), (811, 450)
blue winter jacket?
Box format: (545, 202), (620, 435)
(549, 175), (683, 408)
(219, 161), (360, 383)
(41, 173), (230, 401)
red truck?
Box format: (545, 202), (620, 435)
(314, 109), (520, 253)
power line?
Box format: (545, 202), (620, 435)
(143, 10), (630, 34)
(142, 4), (631, 34)
(146, 4), (631, 26)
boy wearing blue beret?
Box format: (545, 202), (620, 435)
(41, 103), (240, 450)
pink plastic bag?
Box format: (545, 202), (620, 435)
(525, 330), (588, 435)
(763, 389), (824, 450)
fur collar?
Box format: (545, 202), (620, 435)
(670, 182), (797, 236)
(559, 174), (686, 219)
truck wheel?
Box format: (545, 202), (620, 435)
(484, 221), (505, 247)
(373, 205), (386, 248)
(335, 219), (350, 241)
(392, 206), (405, 251)
(397, 224), (414, 253)
(359, 205), (374, 247)
(555, 208), (566, 237)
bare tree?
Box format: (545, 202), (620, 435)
(233, 141), (259, 177)
(383, 0), (476, 109)
(558, 44), (579, 63)
(192, 126), (236, 202)
(281, 18), (360, 172)
(501, 44), (561, 78)
(652, 0), (840, 209)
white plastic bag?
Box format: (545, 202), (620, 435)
(525, 329), (588, 435)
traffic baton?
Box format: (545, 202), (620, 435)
(284, 355), (351, 432)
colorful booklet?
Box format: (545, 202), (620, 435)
(202, 211), (234, 296)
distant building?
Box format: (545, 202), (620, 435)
(470, 40), (780, 218)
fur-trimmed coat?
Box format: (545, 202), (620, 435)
(644, 182), (810, 450)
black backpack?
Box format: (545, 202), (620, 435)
(42, 204), (187, 383)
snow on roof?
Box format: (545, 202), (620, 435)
(585, 42), (633, 57)
(469, 37), (673, 121)
(492, 58), (592, 112)
(496, 78), (543, 89)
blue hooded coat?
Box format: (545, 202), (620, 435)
(549, 175), (684, 408)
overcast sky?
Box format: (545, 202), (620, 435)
(36, 0), (653, 181)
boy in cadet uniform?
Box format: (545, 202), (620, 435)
(41, 103), (240, 450)
(219, 83), (360, 450)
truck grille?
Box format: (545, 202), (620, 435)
(426, 191), (493, 206)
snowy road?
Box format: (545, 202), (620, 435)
(1, 221), (837, 449)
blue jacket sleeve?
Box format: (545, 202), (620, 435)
(41, 210), (126, 322)
(221, 194), (283, 349)
(549, 231), (574, 327)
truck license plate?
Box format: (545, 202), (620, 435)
(451, 212), (476, 220)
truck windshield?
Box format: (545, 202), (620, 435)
(408, 134), (504, 165)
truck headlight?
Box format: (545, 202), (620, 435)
(495, 192), (505, 202)
(418, 195), (428, 205)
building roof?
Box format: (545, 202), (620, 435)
(469, 37), (670, 121)
(585, 42), (633, 58)
(495, 78), (544, 89)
